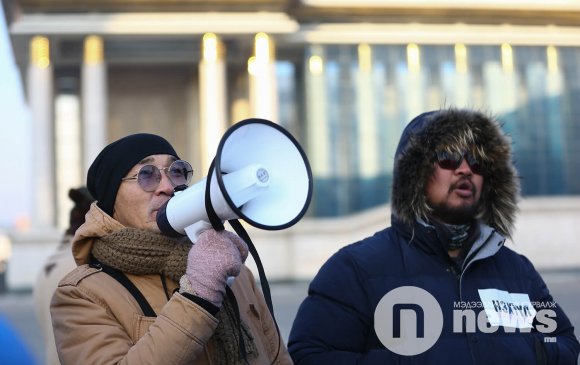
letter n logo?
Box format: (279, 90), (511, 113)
(392, 303), (425, 338)
(374, 286), (443, 356)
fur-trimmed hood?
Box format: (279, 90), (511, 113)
(391, 108), (520, 238)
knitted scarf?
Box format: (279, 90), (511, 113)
(92, 227), (258, 364)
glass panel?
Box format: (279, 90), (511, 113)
(301, 44), (580, 217)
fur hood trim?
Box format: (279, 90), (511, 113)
(391, 108), (520, 238)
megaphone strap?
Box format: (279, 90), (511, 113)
(205, 158), (281, 364)
(228, 220), (273, 315)
(90, 259), (157, 317)
(229, 219), (281, 364)
(204, 159), (226, 231)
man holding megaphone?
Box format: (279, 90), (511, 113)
(50, 133), (293, 365)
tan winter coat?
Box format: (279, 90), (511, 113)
(50, 203), (293, 365)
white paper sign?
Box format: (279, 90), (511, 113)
(478, 289), (537, 328)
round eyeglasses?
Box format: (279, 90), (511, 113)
(121, 160), (193, 192)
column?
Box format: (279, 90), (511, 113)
(305, 45), (330, 179)
(185, 71), (201, 180)
(545, 45), (565, 192)
(398, 43), (426, 123)
(441, 44), (471, 108)
(305, 45), (334, 215)
(500, 43), (519, 116)
(356, 43), (379, 179)
(82, 35), (107, 172)
(356, 44), (385, 209)
(54, 90), (82, 229)
(27, 36), (55, 228)
(248, 32), (278, 122)
(483, 62), (504, 111)
(484, 44), (519, 134)
(453, 43), (471, 108)
(198, 33), (227, 175)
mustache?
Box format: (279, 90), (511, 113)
(151, 198), (171, 214)
(449, 178), (476, 194)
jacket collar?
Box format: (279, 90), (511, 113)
(391, 214), (506, 268)
(72, 202), (125, 266)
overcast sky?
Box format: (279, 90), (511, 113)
(0, 5), (32, 229)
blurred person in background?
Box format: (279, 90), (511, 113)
(288, 108), (579, 364)
(0, 232), (11, 294)
(50, 133), (291, 365)
(34, 186), (94, 365)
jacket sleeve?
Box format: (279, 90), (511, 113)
(522, 255), (580, 365)
(51, 273), (218, 365)
(288, 249), (400, 365)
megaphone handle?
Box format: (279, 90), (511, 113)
(183, 221), (214, 243)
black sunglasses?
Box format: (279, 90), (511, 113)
(122, 160), (193, 192)
(435, 150), (484, 175)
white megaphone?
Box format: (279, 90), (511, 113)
(157, 118), (313, 240)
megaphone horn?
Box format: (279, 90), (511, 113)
(157, 118), (313, 239)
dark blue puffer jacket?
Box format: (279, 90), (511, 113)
(288, 217), (580, 364)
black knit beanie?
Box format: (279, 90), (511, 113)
(87, 133), (179, 216)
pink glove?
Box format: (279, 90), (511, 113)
(183, 229), (249, 308)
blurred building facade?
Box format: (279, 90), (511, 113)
(5, 0), (580, 224)
(4, 0), (580, 229)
